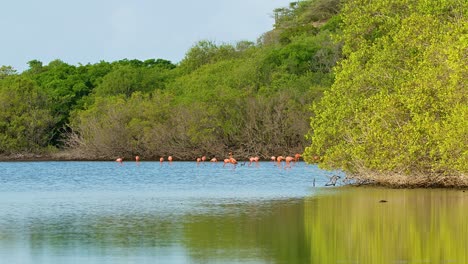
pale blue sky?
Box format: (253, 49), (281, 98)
(1, 0), (292, 72)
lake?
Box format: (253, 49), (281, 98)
(0, 161), (466, 263)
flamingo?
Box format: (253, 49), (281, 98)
(210, 157), (218, 162)
(168, 156), (173, 163)
(253, 156), (260, 167)
(285, 156), (294, 168)
(294, 153), (301, 162)
(276, 156), (285, 168)
(249, 156), (260, 166)
(248, 157), (255, 166)
(223, 157), (238, 167)
(116, 157), (123, 165)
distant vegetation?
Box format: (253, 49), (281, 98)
(1, 0), (466, 185)
(0, 0), (342, 160)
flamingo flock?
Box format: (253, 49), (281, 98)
(115, 152), (306, 169)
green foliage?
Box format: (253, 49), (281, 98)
(0, 0), (342, 159)
(24, 60), (107, 146)
(0, 76), (56, 153)
(26, 60), (44, 74)
(305, 0), (468, 176)
(278, 24), (318, 45)
(273, 0), (341, 29)
(269, 0), (342, 45)
(111, 58), (176, 69)
(93, 64), (170, 97)
(178, 40), (238, 73)
(319, 14), (342, 33)
(69, 21), (337, 159)
(0, 66), (17, 79)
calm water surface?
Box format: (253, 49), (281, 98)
(0, 161), (466, 263)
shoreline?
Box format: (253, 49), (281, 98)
(344, 172), (468, 189)
(2, 153), (467, 189)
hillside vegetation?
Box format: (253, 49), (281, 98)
(0, 0), (342, 160)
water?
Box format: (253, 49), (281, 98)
(0, 161), (466, 263)
(0, 161), (329, 263)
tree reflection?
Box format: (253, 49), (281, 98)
(1, 188), (467, 263)
(305, 187), (468, 263)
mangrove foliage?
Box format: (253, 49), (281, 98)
(303, 0), (467, 185)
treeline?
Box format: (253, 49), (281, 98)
(304, 0), (467, 184)
(0, 0), (342, 160)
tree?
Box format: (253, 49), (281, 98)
(304, 0), (468, 181)
(27, 59), (44, 74)
(0, 76), (56, 153)
(179, 40), (237, 73)
(0, 66), (17, 79)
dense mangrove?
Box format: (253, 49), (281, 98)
(303, 0), (467, 186)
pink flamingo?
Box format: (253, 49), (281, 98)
(249, 156), (260, 166)
(285, 156), (294, 168)
(276, 156), (284, 168)
(254, 156), (260, 166)
(294, 153), (301, 162)
(223, 157), (238, 167)
(248, 157), (255, 166)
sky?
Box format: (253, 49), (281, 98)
(1, 0), (292, 72)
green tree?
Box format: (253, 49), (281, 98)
(178, 40), (238, 73)
(0, 76), (56, 153)
(0, 66), (17, 79)
(304, 0), (467, 182)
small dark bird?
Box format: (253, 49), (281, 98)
(379, 200), (388, 203)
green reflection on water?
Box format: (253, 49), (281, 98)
(182, 200), (309, 263)
(305, 187), (468, 263)
(1, 188), (467, 263)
